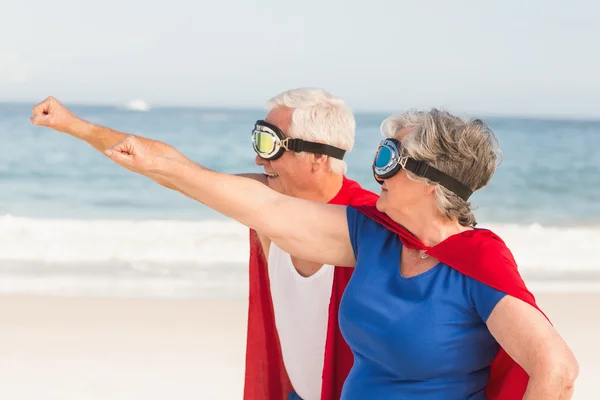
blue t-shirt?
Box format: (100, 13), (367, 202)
(338, 207), (507, 400)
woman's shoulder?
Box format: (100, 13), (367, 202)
(437, 263), (508, 321)
(346, 206), (401, 260)
(347, 206), (398, 238)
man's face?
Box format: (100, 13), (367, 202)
(254, 107), (315, 197)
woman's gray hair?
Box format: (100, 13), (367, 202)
(380, 108), (502, 226)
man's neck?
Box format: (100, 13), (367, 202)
(293, 173), (344, 204)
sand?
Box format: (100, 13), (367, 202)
(0, 293), (596, 399)
(0, 296), (248, 399)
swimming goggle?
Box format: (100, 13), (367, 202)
(372, 138), (473, 201)
(252, 120), (346, 161)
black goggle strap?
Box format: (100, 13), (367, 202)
(283, 138), (346, 160)
(401, 157), (473, 202)
(374, 139), (473, 201)
(253, 120), (346, 160)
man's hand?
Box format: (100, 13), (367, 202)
(30, 96), (81, 134)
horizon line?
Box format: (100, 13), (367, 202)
(2, 99), (599, 123)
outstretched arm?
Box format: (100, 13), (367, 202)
(60, 118), (180, 159)
(30, 97), (189, 192)
(104, 136), (356, 267)
(30, 96), (269, 190)
(31, 97), (277, 260)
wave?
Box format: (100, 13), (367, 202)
(482, 222), (600, 272)
(0, 215), (599, 298)
(0, 215), (250, 264)
(1, 216), (598, 270)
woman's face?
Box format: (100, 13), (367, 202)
(376, 168), (431, 214)
(375, 128), (435, 215)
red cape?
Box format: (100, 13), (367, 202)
(354, 205), (548, 400)
(243, 177), (379, 400)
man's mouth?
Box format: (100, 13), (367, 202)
(266, 173), (279, 179)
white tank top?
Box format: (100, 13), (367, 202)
(268, 242), (335, 400)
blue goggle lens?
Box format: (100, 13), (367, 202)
(375, 146), (393, 169)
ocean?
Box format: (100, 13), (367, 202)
(1, 102), (599, 298)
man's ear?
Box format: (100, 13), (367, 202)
(311, 154), (329, 171)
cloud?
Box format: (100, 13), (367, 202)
(0, 53), (30, 83)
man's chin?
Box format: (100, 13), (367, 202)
(266, 177), (285, 194)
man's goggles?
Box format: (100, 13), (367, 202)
(252, 120), (346, 161)
(372, 138), (473, 201)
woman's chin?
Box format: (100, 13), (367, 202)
(376, 196), (387, 212)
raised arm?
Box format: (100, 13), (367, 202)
(30, 97), (268, 192)
(30, 97), (189, 191)
(103, 136), (356, 267)
(30, 97), (182, 157)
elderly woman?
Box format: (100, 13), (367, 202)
(34, 103), (577, 399)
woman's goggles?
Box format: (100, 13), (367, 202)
(252, 120), (346, 161)
(372, 138), (473, 201)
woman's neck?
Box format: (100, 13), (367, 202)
(386, 206), (471, 247)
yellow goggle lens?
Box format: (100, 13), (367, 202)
(253, 131), (276, 154)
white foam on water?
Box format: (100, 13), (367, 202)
(1, 216), (598, 270)
(0, 215), (250, 264)
(1, 216), (599, 298)
(482, 222), (600, 272)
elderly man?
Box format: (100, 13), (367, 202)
(31, 89), (378, 400)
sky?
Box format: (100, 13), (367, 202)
(1, 0), (599, 117)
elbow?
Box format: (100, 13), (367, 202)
(532, 352), (579, 394)
(563, 357), (579, 392)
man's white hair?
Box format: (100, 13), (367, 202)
(266, 88), (355, 175)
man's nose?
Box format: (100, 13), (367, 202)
(255, 155), (266, 166)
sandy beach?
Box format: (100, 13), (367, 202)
(0, 296), (248, 399)
(0, 293), (596, 399)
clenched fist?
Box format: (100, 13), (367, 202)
(104, 135), (163, 176)
(30, 96), (82, 134)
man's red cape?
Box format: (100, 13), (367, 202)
(243, 177), (379, 400)
(354, 205), (549, 400)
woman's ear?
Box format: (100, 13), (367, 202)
(424, 183), (437, 196)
